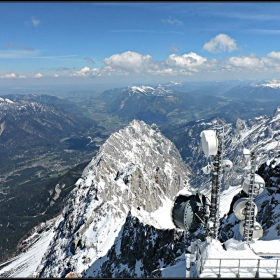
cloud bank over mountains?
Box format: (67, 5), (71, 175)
(70, 45), (280, 79)
(3, 33), (280, 81)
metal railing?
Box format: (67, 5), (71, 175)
(190, 241), (280, 278)
(199, 257), (279, 278)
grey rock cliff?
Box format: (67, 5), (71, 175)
(34, 119), (190, 277)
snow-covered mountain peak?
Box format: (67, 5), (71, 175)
(0, 97), (14, 104)
(2, 112), (280, 278)
(1, 119), (190, 277)
(131, 85), (155, 92)
(251, 79), (280, 88)
(81, 119), (190, 214)
(127, 85), (173, 96)
(261, 79), (280, 88)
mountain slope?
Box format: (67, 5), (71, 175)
(99, 84), (277, 125)
(0, 97), (92, 155)
(0, 119), (190, 277)
(0, 97), (95, 262)
(2, 109), (280, 277)
(222, 81), (280, 100)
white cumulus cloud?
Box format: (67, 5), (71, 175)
(0, 73), (26, 78)
(71, 66), (91, 77)
(267, 51), (280, 60)
(71, 66), (118, 77)
(165, 52), (207, 70)
(103, 51), (157, 73)
(203, 34), (239, 53)
(34, 73), (42, 78)
(5, 73), (17, 78)
(227, 56), (264, 69)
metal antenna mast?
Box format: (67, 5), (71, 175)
(209, 127), (224, 239)
(242, 151), (257, 243)
(200, 125), (234, 240)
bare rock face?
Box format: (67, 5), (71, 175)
(93, 119), (190, 212)
(34, 119), (190, 277)
(93, 212), (187, 278)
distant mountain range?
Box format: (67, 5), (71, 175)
(161, 80), (247, 96)
(99, 85), (225, 124)
(221, 80), (280, 101)
(1, 93), (85, 117)
(99, 84), (278, 125)
(0, 96), (93, 162)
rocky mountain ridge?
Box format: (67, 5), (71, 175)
(1, 109), (280, 277)
(99, 84), (278, 126)
(223, 82), (280, 100)
(0, 97), (92, 153)
(0, 119), (191, 277)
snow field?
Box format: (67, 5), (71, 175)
(0, 223), (57, 277)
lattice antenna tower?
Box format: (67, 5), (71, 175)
(200, 126), (233, 239)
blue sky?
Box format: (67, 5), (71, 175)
(2, 2), (280, 88)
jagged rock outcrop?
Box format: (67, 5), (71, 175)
(2, 107), (280, 278)
(91, 212), (187, 278)
(33, 119), (190, 277)
(255, 156), (280, 239)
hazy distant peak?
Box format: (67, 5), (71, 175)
(0, 97), (15, 104)
(126, 85), (172, 96)
(130, 85), (155, 92)
(164, 81), (182, 86)
(252, 79), (280, 88)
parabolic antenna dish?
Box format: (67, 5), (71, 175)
(171, 193), (206, 232)
(222, 159), (233, 172)
(242, 174), (265, 195)
(200, 130), (218, 157)
(233, 198), (258, 220)
(239, 220), (263, 240)
(202, 163), (212, 174)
